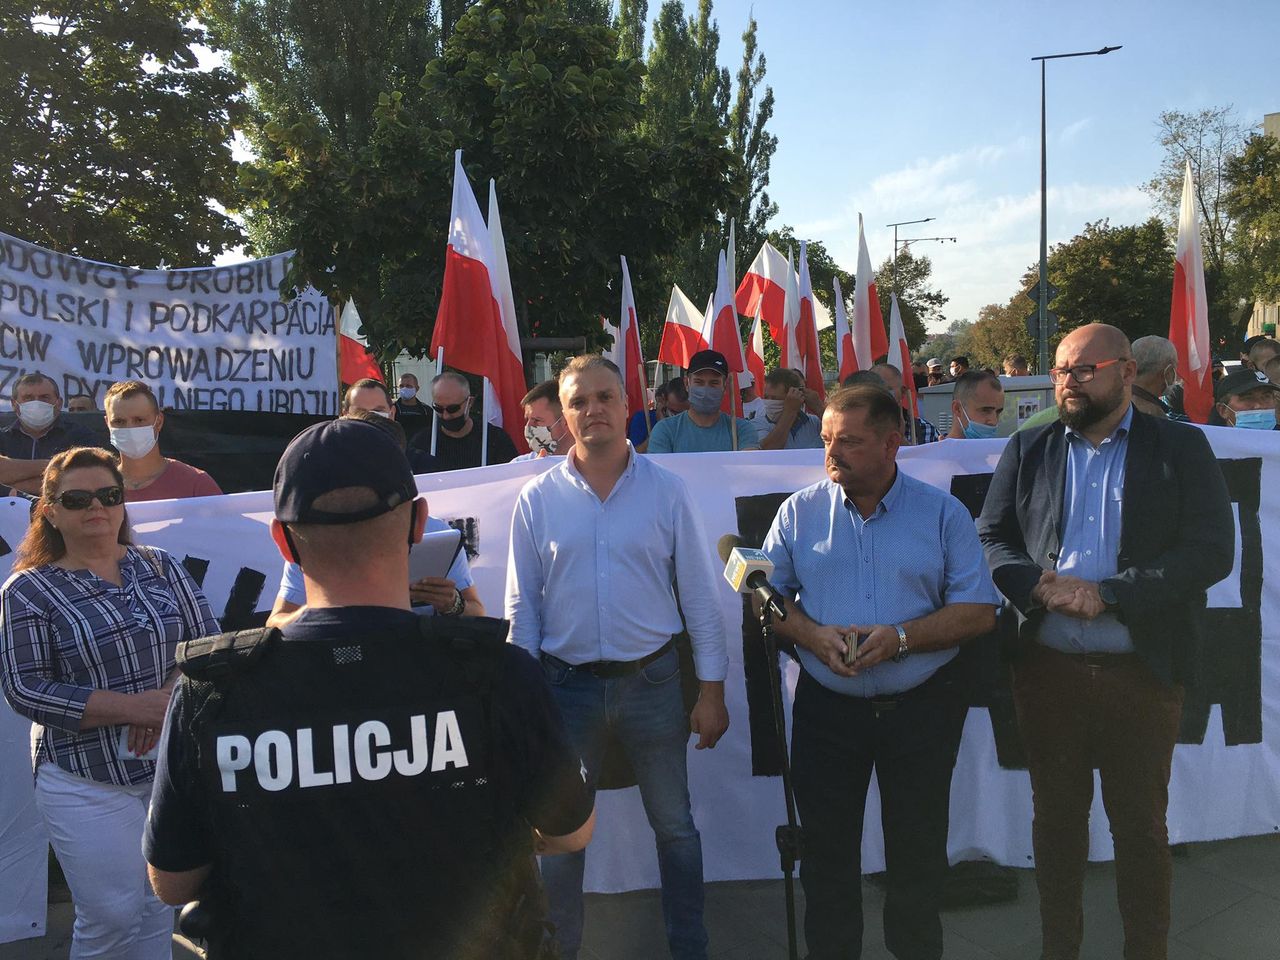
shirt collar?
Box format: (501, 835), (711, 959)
(1064, 404), (1134, 446)
(564, 441), (637, 499)
(838, 465), (904, 519)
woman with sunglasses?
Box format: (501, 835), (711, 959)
(0, 446), (220, 960)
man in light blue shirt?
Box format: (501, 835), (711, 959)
(646, 350), (760, 452)
(761, 384), (999, 960)
(505, 354), (729, 960)
(757, 367), (824, 450)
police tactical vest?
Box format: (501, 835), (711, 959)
(177, 615), (537, 960)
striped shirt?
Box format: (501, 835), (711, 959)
(0, 546), (220, 785)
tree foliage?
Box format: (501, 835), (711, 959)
(1225, 132), (1280, 307)
(0, 0), (246, 266)
(876, 249), (946, 354)
(246, 0), (738, 360)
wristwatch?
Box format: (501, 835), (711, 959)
(443, 588), (466, 617)
(892, 624), (910, 662)
(1098, 581), (1121, 614)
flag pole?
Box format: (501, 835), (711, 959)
(334, 299), (343, 415)
(481, 376), (490, 467)
(430, 347), (443, 456)
(637, 360), (653, 436)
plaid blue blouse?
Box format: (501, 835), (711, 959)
(0, 546), (220, 786)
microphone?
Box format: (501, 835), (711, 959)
(717, 534), (788, 621)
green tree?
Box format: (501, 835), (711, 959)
(1225, 132), (1280, 306)
(875, 248), (946, 354)
(0, 0), (245, 266)
(247, 0), (738, 360)
(917, 319), (974, 367)
(966, 298), (1037, 372)
(615, 0), (648, 60)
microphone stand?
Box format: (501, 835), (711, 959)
(759, 602), (802, 960)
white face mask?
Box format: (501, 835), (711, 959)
(110, 424), (158, 459)
(524, 419), (562, 454)
(399, 386), (417, 400)
(17, 400), (57, 431)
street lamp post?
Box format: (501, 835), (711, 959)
(887, 217), (935, 291)
(1032, 45), (1120, 374)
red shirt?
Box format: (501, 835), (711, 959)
(124, 460), (222, 503)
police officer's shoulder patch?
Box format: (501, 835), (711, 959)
(178, 627), (279, 685)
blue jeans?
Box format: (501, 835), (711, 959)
(539, 647), (707, 960)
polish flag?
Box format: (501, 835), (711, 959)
(780, 247), (802, 370)
(657, 284), (707, 367)
(431, 151), (528, 451)
(888, 293), (918, 416)
(852, 214), (889, 369)
(735, 241), (790, 345)
(832, 276), (856, 381)
(796, 241), (826, 402)
(485, 178), (530, 450)
(745, 303), (766, 398)
(618, 256), (648, 418)
(1168, 160), (1213, 424)
(338, 299), (383, 384)
(704, 250), (746, 414)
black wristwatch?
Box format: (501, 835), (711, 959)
(1098, 581), (1121, 614)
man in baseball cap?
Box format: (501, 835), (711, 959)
(646, 349), (761, 452)
(1214, 368), (1280, 430)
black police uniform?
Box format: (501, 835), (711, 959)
(144, 606), (592, 960)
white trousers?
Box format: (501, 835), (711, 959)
(35, 763), (173, 960)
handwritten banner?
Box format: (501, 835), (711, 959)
(0, 232), (339, 415)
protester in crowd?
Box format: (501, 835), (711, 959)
(1003, 355), (1030, 377)
(514, 379), (571, 461)
(144, 417), (594, 958)
(392, 372), (431, 423)
(1246, 336), (1279, 373)
(102, 380), (223, 502)
(2, 373), (98, 493)
(1240, 335), (1262, 368)
(760, 384), (999, 960)
(870, 361), (940, 444)
(1129, 337), (1190, 422)
(1264, 354), (1280, 388)
(268, 409), (481, 628)
(945, 370), (1005, 440)
(645, 351), (761, 452)
(911, 359), (929, 391)
(740, 373), (767, 421)
(0, 446), (220, 960)
(758, 368), (824, 450)
(629, 376), (689, 452)
(409, 370), (518, 470)
(1214, 368), (1280, 430)
(978, 323), (1234, 960)
(343, 377), (436, 472)
(948, 356), (970, 379)
(67, 395), (97, 413)
(1212, 357), (1227, 382)
(925, 358), (946, 388)
(506, 355), (729, 960)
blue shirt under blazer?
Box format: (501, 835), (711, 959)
(762, 468), (1001, 698)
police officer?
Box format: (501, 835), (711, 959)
(143, 418), (595, 959)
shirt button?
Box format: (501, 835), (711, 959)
(1091, 482), (1098, 488)
(1085, 550), (1092, 556)
(1089, 516), (1095, 522)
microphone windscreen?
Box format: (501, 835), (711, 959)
(717, 533), (744, 565)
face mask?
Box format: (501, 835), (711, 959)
(524, 419), (561, 454)
(763, 399), (787, 422)
(688, 385), (723, 415)
(399, 386), (417, 401)
(436, 399), (470, 431)
(110, 424), (159, 459)
(1233, 408), (1276, 430)
(958, 408), (999, 440)
(17, 400), (56, 431)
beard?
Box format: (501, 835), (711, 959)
(1059, 380), (1126, 430)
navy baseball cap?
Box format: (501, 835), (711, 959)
(1214, 368), (1279, 403)
(687, 349), (729, 377)
(274, 418), (417, 525)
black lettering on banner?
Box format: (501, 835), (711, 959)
(0, 235), (140, 289)
(0, 323), (51, 362)
(0, 282), (109, 327)
(219, 567), (268, 631)
(181, 555), (211, 589)
(0, 533), (11, 560)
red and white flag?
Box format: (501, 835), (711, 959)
(703, 250), (747, 414)
(888, 293), (918, 416)
(657, 284), (707, 367)
(338, 299), (383, 384)
(735, 240), (790, 345)
(796, 240), (826, 402)
(852, 214), (889, 370)
(618, 256), (648, 418)
(1168, 160), (1213, 424)
(832, 276), (856, 381)
(430, 151), (527, 451)
(486, 178), (530, 450)
(780, 247), (802, 369)
(745, 303), (766, 398)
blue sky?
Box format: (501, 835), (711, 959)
(707, 0), (1279, 330)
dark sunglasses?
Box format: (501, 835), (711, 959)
(54, 486), (125, 510)
(431, 400), (469, 415)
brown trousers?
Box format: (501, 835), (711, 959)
(1012, 644), (1184, 960)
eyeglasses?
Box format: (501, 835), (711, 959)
(53, 486), (125, 510)
(1048, 358), (1125, 385)
(431, 400), (469, 415)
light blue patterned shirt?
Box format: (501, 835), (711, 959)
(504, 445), (728, 681)
(1038, 406), (1134, 653)
(762, 469), (1001, 697)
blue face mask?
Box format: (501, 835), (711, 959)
(959, 408), (999, 440)
(1233, 408), (1277, 431)
(688, 384), (724, 415)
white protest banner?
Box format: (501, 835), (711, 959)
(2, 430), (1277, 940)
(0, 231), (338, 414)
